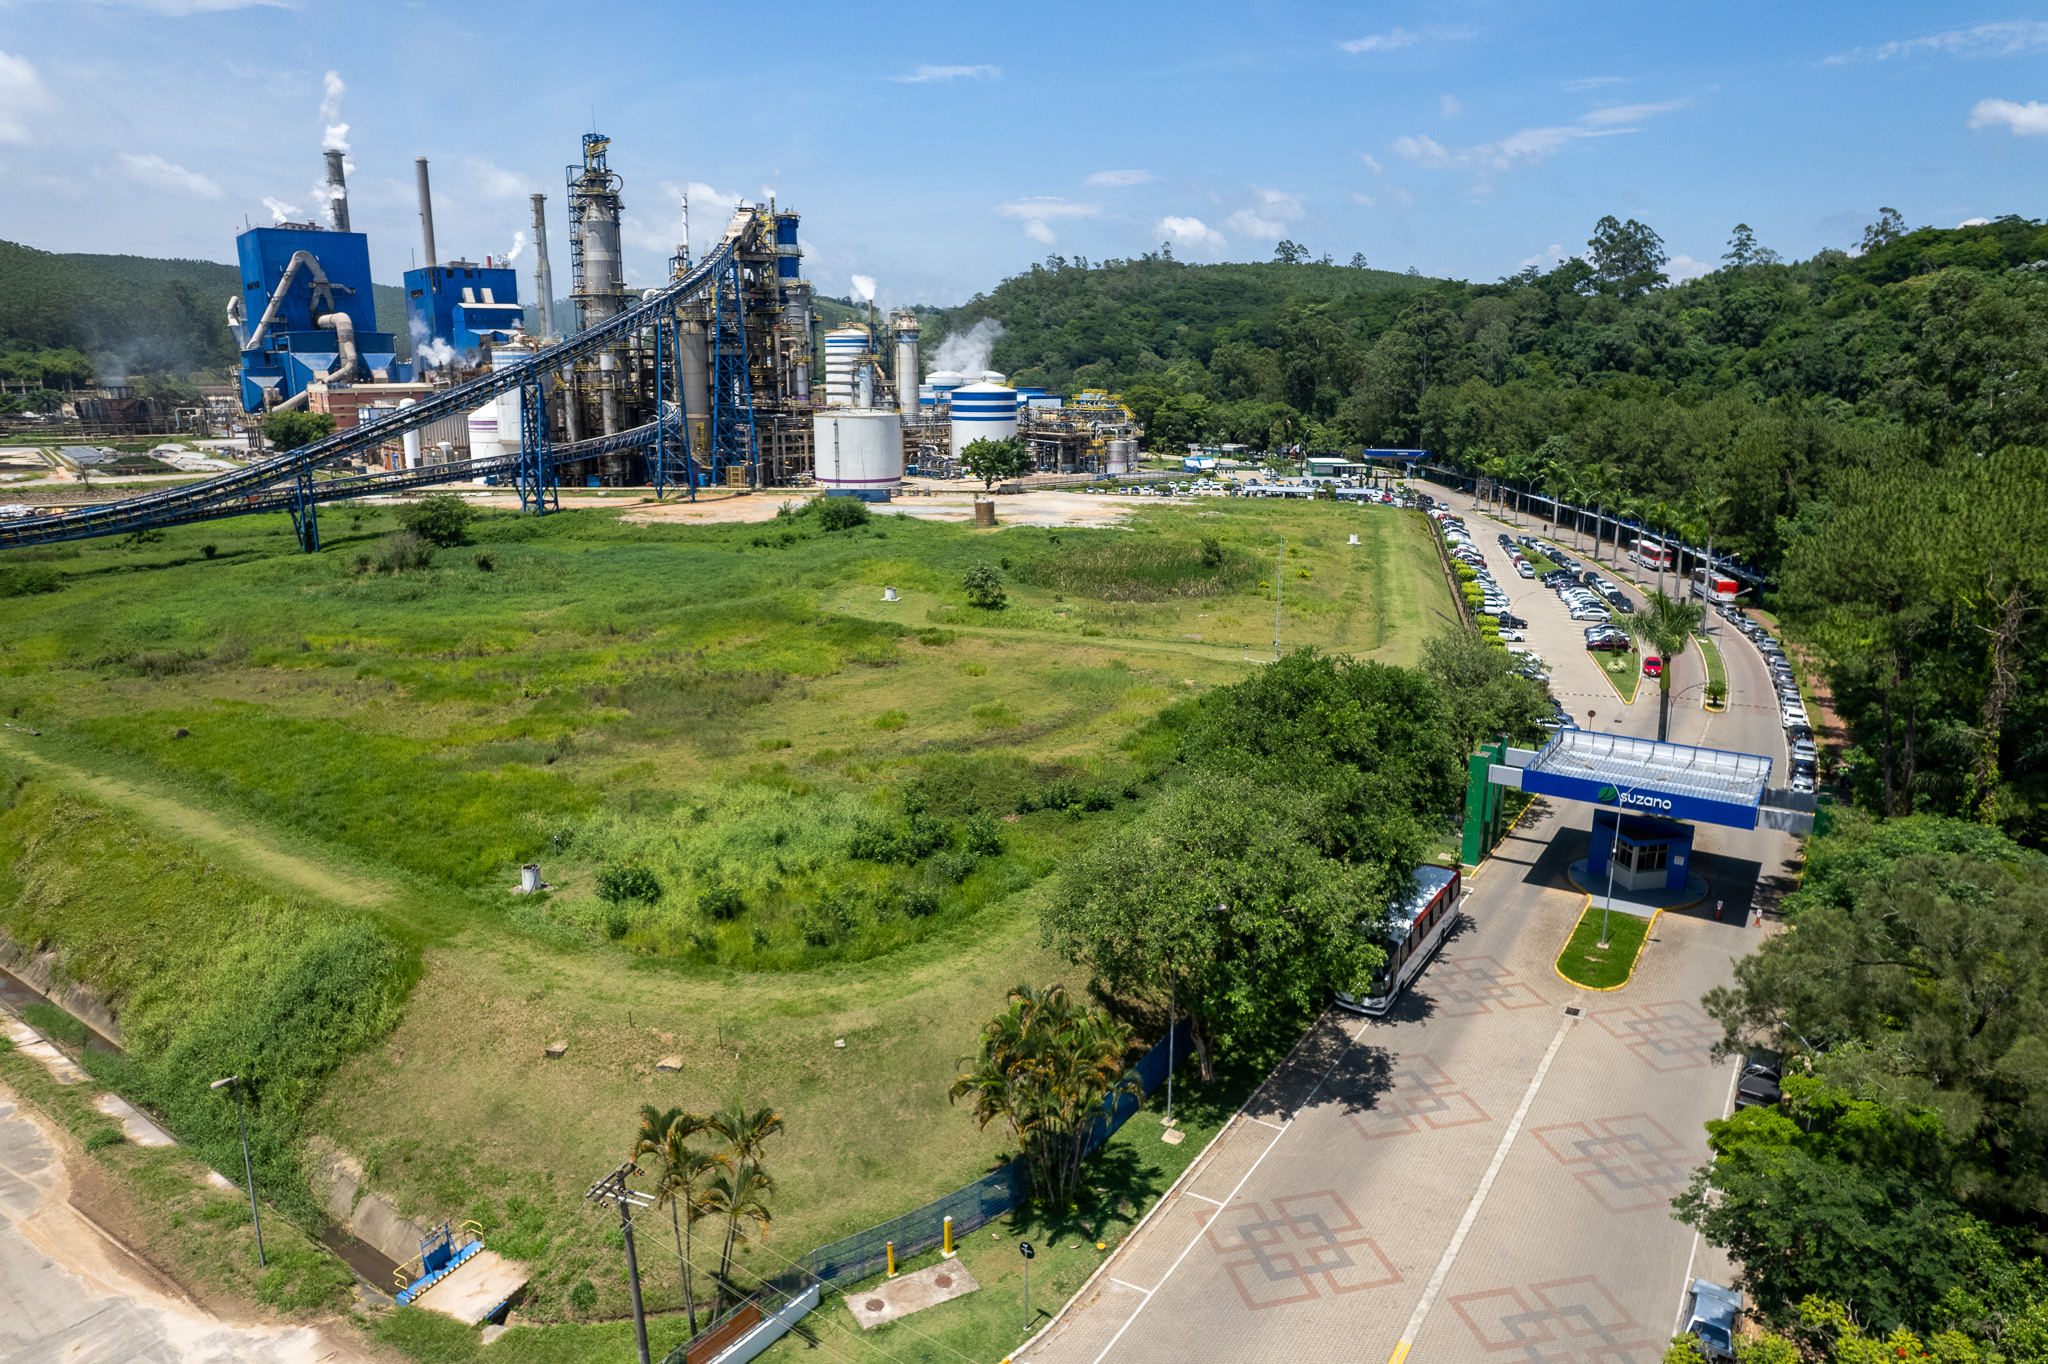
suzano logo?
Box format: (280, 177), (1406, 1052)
(1597, 784), (1673, 811)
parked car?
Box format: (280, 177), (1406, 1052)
(1587, 634), (1632, 653)
(1642, 656), (1663, 677)
(1496, 613), (1528, 629)
(1680, 1279), (1743, 1361)
(1497, 628), (1527, 642)
(1516, 562), (1535, 578)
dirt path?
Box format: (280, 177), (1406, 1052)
(0, 1081), (382, 1363)
(0, 734), (393, 908)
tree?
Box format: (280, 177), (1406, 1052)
(1043, 772), (1396, 1078)
(1862, 206), (1907, 254)
(703, 1103), (783, 1305)
(397, 491), (476, 547)
(262, 410), (335, 453)
(1724, 223), (1761, 269)
(1350, 252), (1369, 270)
(960, 436), (1032, 491)
(632, 1105), (723, 1332)
(949, 983), (1140, 1202)
(1420, 629), (1552, 757)
(1586, 215), (1669, 298)
(1274, 239), (1308, 264)
(1622, 589), (1705, 741)
(961, 560), (1006, 610)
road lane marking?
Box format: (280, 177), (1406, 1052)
(1384, 1009), (1575, 1364)
(1244, 1116), (1285, 1131)
(1182, 1192), (1223, 1206)
(1109, 1278), (1153, 1295)
(1672, 1056), (1745, 1335)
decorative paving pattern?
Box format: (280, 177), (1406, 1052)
(1199, 1191), (1400, 1310)
(1344, 1055), (1491, 1140)
(1449, 1276), (1663, 1363)
(1431, 954), (1550, 1015)
(1529, 1114), (1691, 1213)
(1587, 1000), (1721, 1072)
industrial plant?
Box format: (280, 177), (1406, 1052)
(0, 130), (1144, 551)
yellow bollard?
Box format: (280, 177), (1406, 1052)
(943, 1216), (954, 1257)
(886, 1241), (896, 1277)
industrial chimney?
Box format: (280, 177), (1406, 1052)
(415, 157), (437, 268)
(324, 149), (350, 232)
(530, 193), (556, 340)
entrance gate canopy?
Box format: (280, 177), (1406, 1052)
(1517, 729), (1772, 830)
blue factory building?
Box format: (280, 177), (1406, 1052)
(402, 260), (524, 370)
(233, 223), (399, 414)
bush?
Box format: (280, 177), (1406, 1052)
(0, 564), (61, 598)
(473, 551), (495, 572)
(813, 496), (871, 531)
(376, 530), (436, 573)
(962, 812), (1005, 856)
(962, 561), (1007, 610)
(398, 492), (476, 547)
(699, 884), (745, 920)
(568, 1279), (597, 1313)
(900, 888), (940, 918)
(1081, 785), (1117, 812)
(1199, 536), (1224, 568)
(602, 905), (630, 939)
(262, 410), (335, 453)
(596, 864), (662, 905)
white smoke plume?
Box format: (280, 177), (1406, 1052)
(320, 70), (348, 151)
(262, 195), (298, 223)
(506, 230), (527, 263)
(932, 318), (1004, 376)
(410, 317), (457, 369)
(850, 274), (876, 302)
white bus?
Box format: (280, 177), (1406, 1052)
(1629, 535), (1675, 572)
(1335, 865), (1462, 1016)
(1691, 566), (1741, 603)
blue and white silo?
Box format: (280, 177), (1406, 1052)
(950, 381), (1019, 458)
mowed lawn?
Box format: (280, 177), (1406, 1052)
(0, 492), (1453, 1329)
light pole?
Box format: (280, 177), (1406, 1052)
(1164, 956), (1175, 1128)
(1596, 784), (1628, 948)
(209, 1076), (264, 1266)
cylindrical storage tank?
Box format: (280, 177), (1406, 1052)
(950, 382), (1018, 459)
(815, 409), (903, 498)
(927, 370), (968, 405)
(824, 326), (871, 408)
(980, 370), (1006, 386)
(400, 398), (422, 470)
(919, 384), (937, 409)
(891, 310), (920, 415)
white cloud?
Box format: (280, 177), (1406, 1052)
(1085, 168), (1153, 186)
(1440, 93), (1463, 117)
(1959, 216), (1992, 226)
(1024, 220), (1057, 245)
(1519, 243), (1567, 270)
(1825, 20), (2048, 65)
(1226, 210), (1288, 238)
(1667, 254), (1714, 282)
(1340, 27), (1416, 53)
(892, 64), (1000, 83)
(1394, 98), (1685, 173)
(1157, 215), (1226, 251)
(995, 197), (1100, 220)
(0, 49), (49, 146)
(1359, 152), (1384, 174)
(1351, 191), (1377, 207)
(261, 195), (299, 223)
(464, 156), (526, 198)
(1970, 97), (2048, 136)
(118, 152), (222, 199)
(1562, 75), (1628, 92)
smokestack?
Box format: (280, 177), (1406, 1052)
(324, 149), (350, 232)
(531, 193), (556, 340)
(415, 157), (437, 268)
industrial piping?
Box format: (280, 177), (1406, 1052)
(242, 250), (337, 354)
(318, 312), (360, 382)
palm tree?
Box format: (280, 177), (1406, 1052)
(700, 1102), (783, 1308)
(633, 1106), (724, 1332)
(703, 1160), (775, 1299)
(1625, 590), (1708, 741)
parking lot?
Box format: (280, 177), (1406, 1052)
(1021, 489), (1802, 1364)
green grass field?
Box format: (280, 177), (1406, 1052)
(1554, 902), (1653, 990)
(0, 492), (1453, 1345)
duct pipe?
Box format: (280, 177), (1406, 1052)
(415, 157), (437, 268)
(243, 250), (336, 353)
(318, 312), (360, 382)
(226, 295), (246, 349)
(324, 149), (350, 232)
(599, 350), (620, 435)
(270, 389), (311, 414)
(530, 193), (556, 340)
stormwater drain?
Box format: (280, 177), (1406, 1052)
(865, 1299), (885, 1311)
(1563, 1006), (1585, 1017)
(935, 1275), (953, 1289)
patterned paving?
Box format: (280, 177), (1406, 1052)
(1529, 1114), (1691, 1213)
(1199, 1191), (1400, 1310)
(1345, 1055), (1491, 1140)
(1587, 1000), (1721, 1072)
(1448, 1276), (1665, 1364)
(1430, 954), (1551, 1015)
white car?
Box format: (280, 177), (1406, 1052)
(1497, 628), (1527, 641)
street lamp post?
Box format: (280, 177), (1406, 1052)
(1597, 785), (1629, 948)
(209, 1076), (264, 1266)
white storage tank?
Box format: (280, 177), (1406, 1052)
(980, 370), (1006, 385)
(823, 326), (872, 408)
(465, 388), (524, 461)
(950, 381), (1018, 458)
(926, 370), (968, 406)
(815, 409), (903, 500)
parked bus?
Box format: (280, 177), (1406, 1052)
(1335, 864), (1462, 1016)
(1691, 566), (1741, 603)
(1629, 535), (1676, 572)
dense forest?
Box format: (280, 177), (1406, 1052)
(929, 214), (2048, 848)
(0, 239), (412, 397)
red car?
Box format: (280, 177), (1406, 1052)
(1642, 656), (1663, 677)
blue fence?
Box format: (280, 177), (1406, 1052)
(798, 1016), (1193, 1291)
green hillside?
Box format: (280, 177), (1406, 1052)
(0, 239), (412, 386)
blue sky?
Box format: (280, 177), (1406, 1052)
(4, 0), (2048, 308)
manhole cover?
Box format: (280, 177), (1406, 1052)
(865, 1298), (885, 1311)
(934, 1274), (953, 1289)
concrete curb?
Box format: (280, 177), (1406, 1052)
(1551, 896), (1665, 994)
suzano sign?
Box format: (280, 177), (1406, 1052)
(1598, 784), (1674, 812)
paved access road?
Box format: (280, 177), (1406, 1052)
(1023, 493), (1800, 1364)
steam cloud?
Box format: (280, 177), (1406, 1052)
(320, 70), (348, 152)
(850, 274), (876, 302)
(506, 230), (527, 263)
(932, 318), (1004, 376)
(409, 317), (457, 369)
(262, 195), (298, 223)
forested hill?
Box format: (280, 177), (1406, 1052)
(0, 239), (410, 388)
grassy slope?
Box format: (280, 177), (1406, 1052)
(0, 494), (1451, 1332)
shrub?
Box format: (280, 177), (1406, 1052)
(596, 864), (662, 905)
(602, 905), (630, 939)
(813, 496), (871, 531)
(568, 1279), (597, 1313)
(930, 850), (979, 884)
(376, 530), (436, 573)
(0, 564), (61, 598)
(962, 561), (1007, 610)
(473, 551), (495, 572)
(1081, 785), (1117, 812)
(699, 884), (745, 920)
(398, 492), (476, 547)
(901, 888), (940, 918)
(202, 544), (218, 559)
(963, 812), (1005, 856)
(873, 709), (908, 731)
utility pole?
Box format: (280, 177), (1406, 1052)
(1273, 540), (1284, 662)
(209, 1076), (264, 1266)
(588, 1162), (656, 1364)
